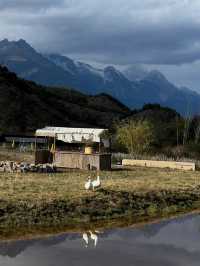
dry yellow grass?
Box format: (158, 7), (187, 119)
(0, 149), (34, 163)
(104, 167), (200, 193)
(0, 167), (199, 203)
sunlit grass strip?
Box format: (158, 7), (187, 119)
(0, 167), (199, 201)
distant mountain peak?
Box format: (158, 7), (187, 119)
(0, 38), (30, 47)
(18, 38), (27, 44)
(1, 38), (200, 115)
(17, 38), (30, 46)
(104, 66), (116, 72)
(104, 65), (125, 81)
(146, 70), (167, 81)
(0, 38), (36, 57)
(0, 38), (9, 44)
(122, 64), (149, 81)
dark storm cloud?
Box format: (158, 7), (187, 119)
(0, 0), (200, 66)
(0, 0), (65, 11)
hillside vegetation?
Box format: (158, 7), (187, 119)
(0, 66), (130, 134)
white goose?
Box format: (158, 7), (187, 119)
(92, 175), (101, 190)
(89, 231), (98, 247)
(85, 176), (92, 190)
(82, 233), (89, 247)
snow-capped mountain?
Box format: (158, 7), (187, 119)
(1, 38), (200, 115)
(0, 39), (77, 87)
(122, 64), (149, 81)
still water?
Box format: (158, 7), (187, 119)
(0, 214), (200, 266)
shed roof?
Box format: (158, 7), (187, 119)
(35, 127), (107, 143)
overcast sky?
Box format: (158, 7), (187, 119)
(1, 0), (200, 91)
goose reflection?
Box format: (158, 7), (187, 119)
(82, 230), (101, 248)
(89, 231), (98, 247)
(82, 233), (89, 248)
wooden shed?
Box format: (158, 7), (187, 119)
(35, 127), (111, 170)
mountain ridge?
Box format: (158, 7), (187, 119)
(1, 39), (200, 115)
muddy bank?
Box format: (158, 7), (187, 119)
(1, 187), (200, 239)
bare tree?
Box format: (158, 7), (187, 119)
(116, 120), (154, 156)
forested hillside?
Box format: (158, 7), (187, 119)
(0, 66), (130, 134)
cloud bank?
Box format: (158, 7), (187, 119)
(0, 0), (200, 89)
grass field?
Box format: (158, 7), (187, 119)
(0, 167), (199, 201)
(0, 148), (34, 163)
(0, 167), (200, 238)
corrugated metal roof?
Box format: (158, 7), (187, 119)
(35, 127), (107, 143)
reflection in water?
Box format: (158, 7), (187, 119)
(89, 231), (98, 247)
(0, 214), (200, 265)
(82, 233), (89, 247)
(82, 230), (101, 247)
